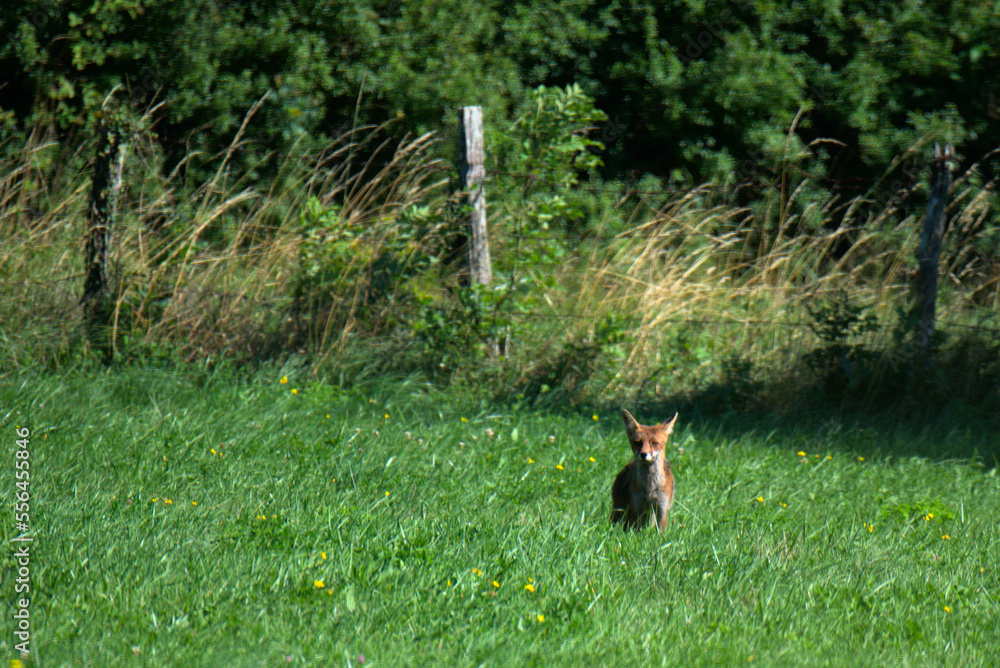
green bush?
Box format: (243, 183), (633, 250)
(292, 196), (448, 342)
(803, 289), (879, 388)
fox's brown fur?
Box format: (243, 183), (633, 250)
(611, 409), (679, 531)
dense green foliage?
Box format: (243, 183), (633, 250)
(2, 367), (998, 665)
(3, 0), (999, 188)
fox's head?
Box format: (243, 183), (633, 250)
(621, 409), (678, 465)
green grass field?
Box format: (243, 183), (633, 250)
(3, 367), (999, 667)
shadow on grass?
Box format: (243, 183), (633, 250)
(7, 315), (997, 470)
(627, 332), (1000, 469)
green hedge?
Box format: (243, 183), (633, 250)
(2, 0), (997, 189)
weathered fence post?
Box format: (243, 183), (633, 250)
(914, 143), (954, 356)
(81, 92), (128, 357)
(458, 105), (500, 356)
(457, 106), (492, 286)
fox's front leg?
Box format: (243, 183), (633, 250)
(652, 494), (671, 531)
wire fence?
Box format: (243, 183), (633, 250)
(3, 264), (998, 341)
(3, 157), (999, 348)
(486, 170), (923, 198)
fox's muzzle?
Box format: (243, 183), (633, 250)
(638, 451), (659, 463)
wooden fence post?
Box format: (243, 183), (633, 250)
(81, 94), (128, 357)
(914, 143), (954, 356)
(458, 106), (492, 286)
(457, 106), (501, 356)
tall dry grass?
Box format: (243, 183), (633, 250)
(506, 156), (1000, 405)
(2, 117), (997, 412)
(0, 107), (448, 368)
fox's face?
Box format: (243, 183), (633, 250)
(621, 409), (678, 465)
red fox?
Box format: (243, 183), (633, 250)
(611, 409), (679, 531)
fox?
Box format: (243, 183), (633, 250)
(611, 409), (679, 531)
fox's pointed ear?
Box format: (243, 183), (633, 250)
(621, 409), (640, 438)
(660, 412), (679, 434)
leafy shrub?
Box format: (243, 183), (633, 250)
(409, 283), (518, 379)
(803, 289), (878, 388)
(513, 312), (630, 404)
(490, 84), (608, 242)
(292, 196), (448, 343)
(718, 355), (766, 410)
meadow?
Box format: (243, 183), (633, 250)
(3, 365), (998, 667)
(5, 3), (1000, 664)
(2, 80), (1000, 668)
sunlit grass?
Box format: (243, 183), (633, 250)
(2, 367), (997, 666)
